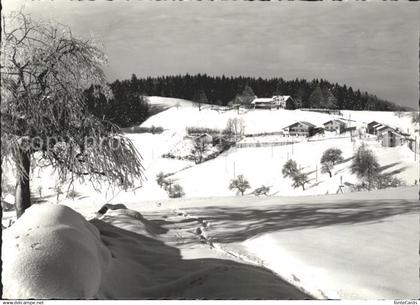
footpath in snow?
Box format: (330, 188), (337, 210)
(150, 186), (419, 299)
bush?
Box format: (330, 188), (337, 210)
(67, 188), (78, 200)
(122, 125), (164, 134)
(186, 127), (222, 135)
(253, 185), (270, 196)
(156, 172), (166, 187)
(168, 184), (185, 198)
(374, 174), (405, 189)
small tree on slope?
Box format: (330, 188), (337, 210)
(350, 144), (380, 190)
(292, 172), (310, 191)
(282, 159), (299, 178)
(1, 13), (144, 217)
(229, 175), (251, 196)
(282, 159), (309, 190)
(320, 148), (344, 177)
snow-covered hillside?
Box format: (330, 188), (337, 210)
(142, 97), (418, 136)
(1, 97), (418, 217)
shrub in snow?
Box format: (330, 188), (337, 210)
(156, 172), (166, 187)
(374, 174), (405, 190)
(2, 204), (111, 299)
(67, 188), (78, 200)
(167, 184), (185, 198)
(229, 175), (251, 196)
(253, 185), (270, 196)
(186, 127), (222, 135)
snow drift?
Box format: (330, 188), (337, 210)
(2, 204), (111, 299)
(2, 204), (311, 299)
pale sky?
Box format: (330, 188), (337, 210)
(4, 0), (419, 108)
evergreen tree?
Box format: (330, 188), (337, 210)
(193, 89), (208, 111)
(308, 85), (325, 108)
(321, 87), (338, 109)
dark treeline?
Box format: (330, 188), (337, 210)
(85, 73), (408, 128)
(120, 73), (407, 111)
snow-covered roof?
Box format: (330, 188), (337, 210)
(323, 119), (346, 126)
(284, 121), (317, 129)
(251, 98), (274, 104)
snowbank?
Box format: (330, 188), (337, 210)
(2, 204), (111, 299)
(2, 203), (311, 299)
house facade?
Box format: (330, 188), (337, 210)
(323, 119), (347, 132)
(283, 121), (316, 137)
(251, 98), (275, 109)
(380, 130), (404, 147)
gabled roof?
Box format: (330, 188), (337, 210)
(367, 121), (380, 126)
(194, 133), (213, 139)
(284, 121), (316, 129)
(372, 123), (384, 129)
(323, 119), (346, 126)
(377, 125), (393, 131)
(273, 95), (293, 101)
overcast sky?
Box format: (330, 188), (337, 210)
(4, 0), (419, 108)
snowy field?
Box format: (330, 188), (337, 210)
(2, 187), (418, 299)
(2, 96), (419, 299)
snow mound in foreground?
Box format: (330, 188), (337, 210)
(2, 204), (111, 299)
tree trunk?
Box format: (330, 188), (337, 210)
(14, 149), (31, 218)
(302, 184), (305, 191)
(329, 171), (332, 178)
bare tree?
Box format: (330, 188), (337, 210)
(191, 138), (208, 164)
(224, 118), (245, 142)
(1, 12), (144, 217)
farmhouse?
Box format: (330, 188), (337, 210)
(323, 119), (347, 132)
(273, 95), (296, 109)
(283, 121), (317, 137)
(251, 95), (296, 110)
